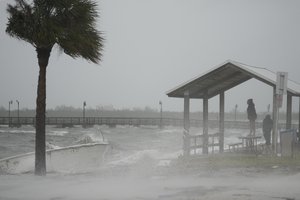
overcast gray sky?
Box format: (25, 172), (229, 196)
(1, 0), (300, 112)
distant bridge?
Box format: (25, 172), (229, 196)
(1, 117), (187, 128)
(0, 117), (296, 129)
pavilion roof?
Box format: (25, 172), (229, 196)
(167, 60), (300, 99)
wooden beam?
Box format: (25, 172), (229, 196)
(219, 92), (225, 153)
(272, 87), (278, 153)
(286, 94), (292, 129)
(189, 71), (249, 98)
(299, 97), (300, 136)
(203, 91), (209, 154)
(184, 91), (190, 131)
(183, 91), (190, 156)
(207, 76), (251, 99)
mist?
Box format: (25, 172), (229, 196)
(1, 0), (300, 111)
(1, 0), (300, 199)
(1, 125), (300, 200)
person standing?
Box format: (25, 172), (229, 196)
(263, 114), (273, 145)
(247, 99), (257, 136)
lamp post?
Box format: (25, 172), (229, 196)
(8, 100), (13, 127)
(159, 101), (163, 128)
(83, 101), (86, 128)
(16, 100), (20, 127)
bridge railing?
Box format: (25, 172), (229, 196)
(0, 117), (297, 129)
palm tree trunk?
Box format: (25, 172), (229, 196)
(35, 47), (51, 176)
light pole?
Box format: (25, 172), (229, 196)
(83, 101), (86, 128)
(159, 101), (163, 128)
(8, 100), (13, 127)
(16, 100), (20, 127)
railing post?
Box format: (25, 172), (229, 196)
(203, 92), (209, 154)
(219, 92), (225, 153)
(183, 91), (190, 156)
(286, 94), (292, 130)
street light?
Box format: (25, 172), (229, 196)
(8, 100), (13, 127)
(159, 101), (163, 128)
(16, 100), (20, 127)
(83, 101), (86, 128)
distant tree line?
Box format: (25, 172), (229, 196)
(0, 105), (298, 121)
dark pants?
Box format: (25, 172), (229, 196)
(249, 120), (256, 135)
(263, 131), (271, 145)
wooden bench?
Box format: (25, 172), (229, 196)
(185, 132), (221, 155)
(228, 142), (243, 152)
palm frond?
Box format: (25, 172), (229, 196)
(6, 0), (36, 46)
(53, 0), (104, 63)
(6, 0), (104, 63)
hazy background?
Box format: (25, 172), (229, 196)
(1, 0), (300, 113)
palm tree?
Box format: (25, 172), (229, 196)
(6, 0), (104, 175)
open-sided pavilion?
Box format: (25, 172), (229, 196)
(167, 60), (300, 154)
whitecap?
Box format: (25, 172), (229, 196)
(47, 130), (69, 136)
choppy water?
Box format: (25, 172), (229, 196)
(0, 125), (183, 160)
(0, 125), (251, 160)
(3, 125), (289, 200)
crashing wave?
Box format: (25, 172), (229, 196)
(75, 135), (96, 144)
(46, 142), (60, 149)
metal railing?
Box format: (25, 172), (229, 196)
(0, 117), (297, 129)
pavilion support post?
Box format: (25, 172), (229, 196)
(184, 91), (190, 131)
(272, 87), (278, 153)
(219, 92), (225, 153)
(286, 94), (292, 130)
(183, 91), (190, 156)
(299, 97), (300, 137)
(203, 92), (209, 154)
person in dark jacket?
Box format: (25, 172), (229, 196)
(247, 99), (257, 136)
(263, 114), (273, 145)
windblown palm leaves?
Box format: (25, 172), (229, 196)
(6, 0), (104, 175)
(6, 0), (103, 63)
